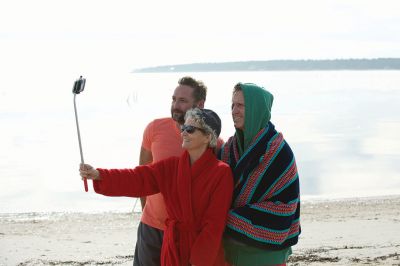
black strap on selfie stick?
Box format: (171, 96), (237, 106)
(73, 76), (88, 192)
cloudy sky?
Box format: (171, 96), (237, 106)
(1, 0), (399, 74)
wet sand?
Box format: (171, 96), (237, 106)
(291, 195), (400, 265)
(1, 195), (399, 265)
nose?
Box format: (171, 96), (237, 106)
(232, 104), (238, 114)
(173, 100), (182, 111)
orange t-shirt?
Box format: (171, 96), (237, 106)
(140, 118), (184, 230)
(140, 117), (224, 230)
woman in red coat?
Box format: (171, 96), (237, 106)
(80, 108), (233, 266)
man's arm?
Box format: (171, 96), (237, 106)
(139, 146), (153, 210)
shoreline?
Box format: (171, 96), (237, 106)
(1, 195), (399, 265)
(2, 193), (400, 216)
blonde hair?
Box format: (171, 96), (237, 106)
(184, 108), (218, 148)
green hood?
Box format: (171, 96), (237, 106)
(236, 83), (274, 155)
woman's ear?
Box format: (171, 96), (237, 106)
(205, 133), (212, 145)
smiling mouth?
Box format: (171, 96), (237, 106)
(173, 109), (183, 114)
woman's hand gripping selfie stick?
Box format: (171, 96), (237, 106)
(73, 76), (88, 192)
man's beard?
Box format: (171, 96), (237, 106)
(171, 109), (185, 124)
(171, 105), (197, 124)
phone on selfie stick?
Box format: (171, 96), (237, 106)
(72, 76), (88, 192)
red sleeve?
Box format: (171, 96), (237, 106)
(93, 158), (176, 197)
(189, 165), (234, 266)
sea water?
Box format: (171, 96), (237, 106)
(1, 71), (399, 213)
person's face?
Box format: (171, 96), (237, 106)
(181, 118), (210, 151)
(171, 85), (198, 124)
(232, 90), (245, 130)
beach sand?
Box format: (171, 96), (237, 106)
(1, 195), (399, 266)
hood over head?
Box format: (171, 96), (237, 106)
(235, 82), (273, 154)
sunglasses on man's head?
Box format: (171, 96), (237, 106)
(180, 125), (205, 134)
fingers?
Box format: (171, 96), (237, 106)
(79, 163), (99, 180)
(80, 163), (92, 171)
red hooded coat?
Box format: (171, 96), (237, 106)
(94, 148), (233, 266)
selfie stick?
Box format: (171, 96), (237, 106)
(73, 76), (88, 192)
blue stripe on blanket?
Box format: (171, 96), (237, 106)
(227, 212), (291, 245)
(260, 157), (296, 200)
(273, 173), (299, 197)
(234, 125), (270, 171)
(249, 198), (299, 216)
(247, 136), (285, 202)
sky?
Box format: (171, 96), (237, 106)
(1, 0), (400, 212)
(1, 0), (400, 75)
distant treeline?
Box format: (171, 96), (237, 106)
(133, 58), (400, 73)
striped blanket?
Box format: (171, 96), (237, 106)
(220, 122), (301, 250)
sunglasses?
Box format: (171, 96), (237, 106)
(180, 125), (206, 134)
